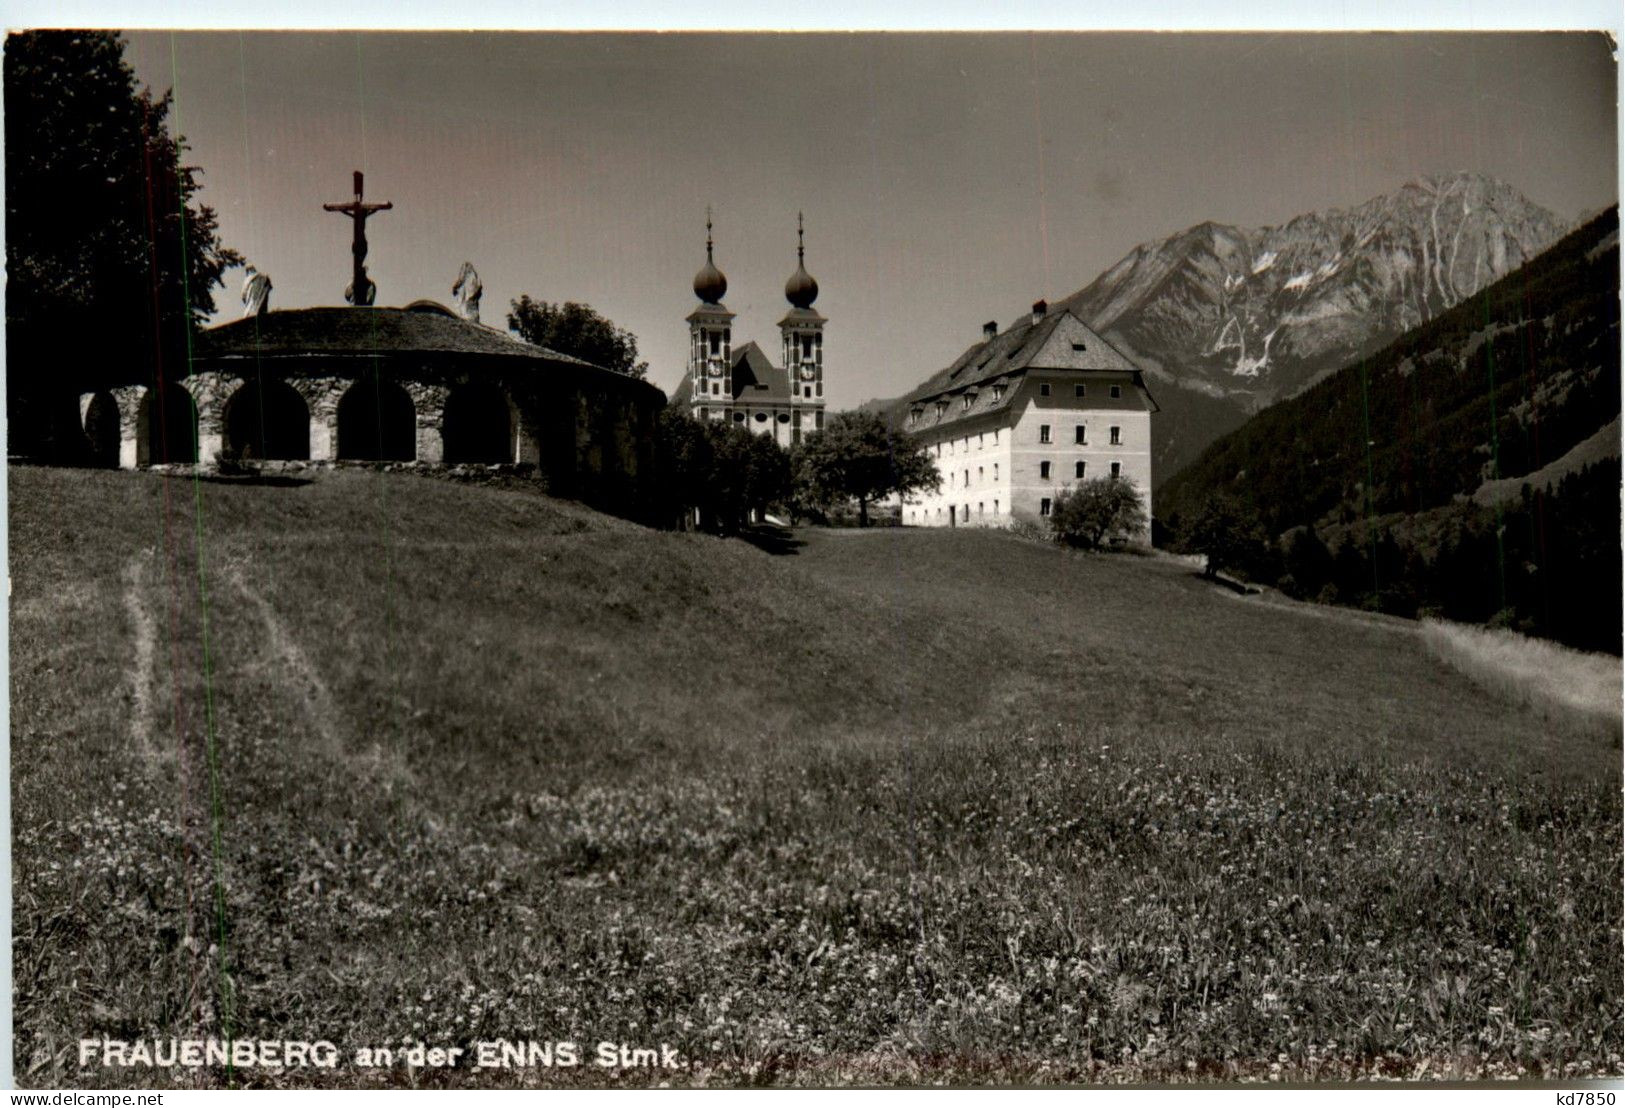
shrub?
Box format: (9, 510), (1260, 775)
(1047, 478), (1147, 550)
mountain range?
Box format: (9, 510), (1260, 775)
(1156, 206), (1620, 651)
(1052, 172), (1571, 485)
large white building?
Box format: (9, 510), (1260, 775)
(669, 213), (827, 447)
(898, 301), (1158, 531)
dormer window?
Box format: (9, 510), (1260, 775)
(961, 394), (973, 412)
(1075, 384), (1086, 398)
(935, 399), (948, 418)
(1110, 385), (1122, 399)
(1071, 342), (1087, 352)
(1040, 383), (1051, 397)
(991, 384), (1006, 402)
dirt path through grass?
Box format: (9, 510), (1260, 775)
(226, 558), (344, 757)
(121, 550), (158, 759)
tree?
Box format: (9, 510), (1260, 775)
(791, 410), (939, 527)
(1183, 495), (1273, 581)
(652, 406), (713, 529)
(507, 296), (648, 379)
(5, 30), (241, 460)
(1048, 477), (1147, 549)
(742, 431), (791, 521)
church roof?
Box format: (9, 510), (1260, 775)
(729, 341), (790, 402)
(196, 306), (599, 369)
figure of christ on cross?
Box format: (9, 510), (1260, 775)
(323, 170), (393, 306)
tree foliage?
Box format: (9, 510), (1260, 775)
(507, 296), (648, 379)
(791, 411), (939, 526)
(653, 408), (792, 534)
(1181, 495), (1274, 580)
(5, 30), (241, 459)
(1048, 477), (1148, 549)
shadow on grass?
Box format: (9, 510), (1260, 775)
(737, 525), (805, 557)
(195, 473), (315, 488)
(1194, 569), (1262, 595)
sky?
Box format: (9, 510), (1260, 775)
(121, 32), (1619, 406)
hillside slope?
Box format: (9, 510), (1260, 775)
(10, 469), (1620, 1087)
(1052, 174), (1568, 485)
(1157, 208), (1620, 651)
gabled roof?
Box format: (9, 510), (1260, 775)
(730, 341), (790, 402)
(197, 306), (598, 368)
(891, 308), (1157, 432)
(898, 308), (1141, 408)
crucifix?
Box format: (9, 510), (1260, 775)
(322, 170), (393, 306)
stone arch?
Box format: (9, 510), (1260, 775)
(442, 380), (513, 464)
(223, 376), (311, 461)
(81, 391), (121, 468)
(141, 384), (199, 465)
(337, 377), (417, 461)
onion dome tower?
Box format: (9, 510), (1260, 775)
(780, 212), (827, 434)
(686, 208), (736, 420)
(784, 213), (819, 309)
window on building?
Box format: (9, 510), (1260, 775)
(816, 411), (823, 429)
(755, 412), (768, 422)
(1074, 424), (1086, 444)
(993, 429), (1000, 444)
(993, 499), (999, 513)
(1040, 461), (1051, 479)
(978, 502), (984, 517)
(1110, 425), (1121, 445)
(804, 386), (813, 398)
(992, 384), (1006, 401)
(1110, 462), (1121, 478)
(1071, 342), (1087, 352)
(1040, 383), (1051, 397)
(711, 382), (720, 396)
(963, 469), (969, 486)
(1110, 385), (1122, 399)
(993, 463), (999, 481)
(1040, 497), (1052, 517)
(977, 466), (984, 481)
(1075, 460), (1086, 479)
(962, 394), (973, 411)
(978, 432), (985, 448)
(699, 407), (708, 420)
(777, 413), (790, 424)
(1039, 424), (1051, 444)
(802, 336), (813, 359)
(733, 411), (745, 422)
(709, 333), (720, 355)
(949, 471), (955, 488)
(1075, 384), (1086, 398)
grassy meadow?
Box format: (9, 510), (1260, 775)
(10, 467), (1622, 1087)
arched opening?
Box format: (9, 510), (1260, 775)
(142, 384), (199, 465)
(337, 378), (416, 461)
(224, 377), (310, 461)
(442, 381), (512, 464)
(82, 391), (120, 468)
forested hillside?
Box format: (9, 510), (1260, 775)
(1159, 208), (1620, 653)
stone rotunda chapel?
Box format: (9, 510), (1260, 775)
(75, 172), (666, 520)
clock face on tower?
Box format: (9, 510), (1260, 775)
(707, 361), (724, 378)
(798, 365), (816, 381)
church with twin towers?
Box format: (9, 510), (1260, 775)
(673, 213), (827, 447)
